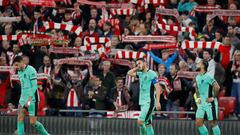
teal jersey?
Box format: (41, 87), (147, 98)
(137, 70), (158, 105)
(196, 73), (216, 105)
(18, 65), (39, 106)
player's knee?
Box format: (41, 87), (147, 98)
(196, 120), (203, 127)
(210, 121), (217, 127)
(137, 120), (144, 126)
(17, 116), (24, 121)
(29, 119), (36, 126)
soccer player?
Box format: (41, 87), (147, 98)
(195, 60), (221, 135)
(13, 56), (49, 135)
(127, 58), (162, 135)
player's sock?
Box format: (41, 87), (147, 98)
(32, 121), (49, 135)
(198, 124), (209, 135)
(212, 125), (221, 135)
(17, 121), (24, 135)
(139, 124), (147, 135)
(146, 124), (154, 135)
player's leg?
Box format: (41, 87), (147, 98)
(17, 105), (26, 135)
(28, 102), (49, 135)
(145, 103), (155, 135)
(206, 103), (221, 135)
(196, 106), (209, 135)
(146, 116), (154, 135)
(138, 104), (152, 135)
(137, 120), (147, 135)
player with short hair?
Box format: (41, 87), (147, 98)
(195, 60), (221, 135)
(127, 58), (162, 135)
(13, 56), (49, 135)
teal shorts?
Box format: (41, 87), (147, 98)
(18, 102), (38, 116)
(138, 102), (155, 125)
(196, 102), (218, 121)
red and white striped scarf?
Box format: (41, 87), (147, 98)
(115, 51), (146, 59)
(84, 37), (111, 47)
(20, 0), (56, 7)
(10, 73), (50, 81)
(142, 43), (178, 50)
(130, 0), (164, 4)
(98, 18), (121, 36)
(0, 35), (24, 41)
(80, 44), (106, 57)
(155, 23), (197, 40)
(181, 41), (223, 50)
(122, 35), (176, 43)
(84, 37), (111, 54)
(193, 5), (220, 13)
(43, 22), (82, 36)
(66, 88), (80, 107)
(125, 75), (136, 89)
(110, 8), (136, 16)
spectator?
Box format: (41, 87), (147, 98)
(103, 22), (113, 39)
(148, 49), (179, 72)
(99, 61), (116, 92)
(107, 77), (132, 111)
(7, 44), (22, 66)
(87, 75), (107, 112)
(129, 78), (140, 111)
(225, 50), (240, 116)
(202, 16), (218, 41)
(38, 55), (54, 76)
(83, 19), (103, 37)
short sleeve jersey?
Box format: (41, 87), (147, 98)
(136, 70), (158, 105)
(18, 65), (38, 106)
(196, 73), (215, 103)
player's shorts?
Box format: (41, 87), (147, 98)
(196, 102), (218, 121)
(138, 102), (155, 125)
(18, 102), (38, 116)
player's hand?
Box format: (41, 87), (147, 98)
(156, 102), (161, 111)
(206, 97), (214, 103)
(113, 102), (119, 109)
(196, 98), (201, 104)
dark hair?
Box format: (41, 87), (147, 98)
(12, 56), (23, 64)
(202, 60), (209, 71)
(136, 58), (146, 63)
(203, 48), (213, 58)
(116, 77), (124, 82)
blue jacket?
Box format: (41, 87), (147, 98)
(148, 51), (178, 72)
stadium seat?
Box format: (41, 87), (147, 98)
(218, 97), (237, 116)
(218, 90), (226, 99)
(218, 108), (225, 120)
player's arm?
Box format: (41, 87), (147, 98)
(154, 82), (162, 111)
(213, 81), (220, 97)
(127, 67), (139, 77)
(194, 79), (201, 104)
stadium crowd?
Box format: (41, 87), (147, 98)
(0, 0), (240, 119)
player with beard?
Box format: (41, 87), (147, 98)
(195, 60), (221, 135)
(127, 58), (162, 135)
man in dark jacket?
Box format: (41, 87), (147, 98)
(107, 77), (132, 111)
(87, 75), (107, 111)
